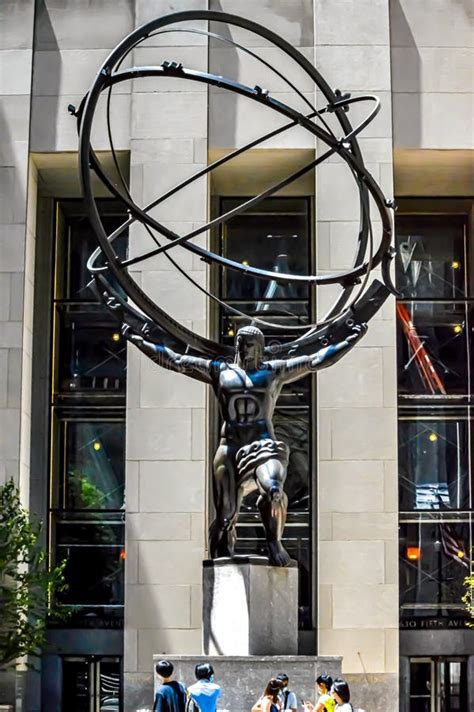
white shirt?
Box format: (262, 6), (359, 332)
(279, 689), (298, 710)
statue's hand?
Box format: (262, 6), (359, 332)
(121, 323), (144, 346)
(103, 290), (122, 312)
(346, 322), (367, 343)
(121, 323), (133, 339)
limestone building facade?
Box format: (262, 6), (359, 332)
(0, 1), (473, 711)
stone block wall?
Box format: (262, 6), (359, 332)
(314, 1), (399, 709)
(0, 0), (35, 496)
(391, 0), (474, 149)
(124, 1), (210, 704)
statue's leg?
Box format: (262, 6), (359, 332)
(209, 445), (240, 558)
(256, 459), (292, 567)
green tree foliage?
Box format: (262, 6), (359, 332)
(0, 480), (67, 668)
(463, 573), (474, 626)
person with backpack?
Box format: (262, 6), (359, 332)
(302, 673), (335, 712)
(276, 673), (297, 711)
(153, 660), (187, 712)
(186, 663), (221, 712)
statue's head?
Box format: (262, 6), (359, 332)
(235, 325), (265, 368)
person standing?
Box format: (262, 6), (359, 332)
(153, 660), (187, 712)
(276, 673), (297, 711)
(187, 663), (221, 712)
(302, 674), (335, 712)
(253, 678), (283, 712)
(331, 679), (352, 712)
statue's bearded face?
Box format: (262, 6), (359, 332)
(235, 334), (262, 367)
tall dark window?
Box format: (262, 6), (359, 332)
(396, 200), (473, 623)
(213, 197), (315, 637)
(50, 202), (127, 627)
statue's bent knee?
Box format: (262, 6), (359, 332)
(266, 483), (284, 502)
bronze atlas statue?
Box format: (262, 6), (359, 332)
(74, 10), (396, 566)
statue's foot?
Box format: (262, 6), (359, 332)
(268, 541), (292, 567)
(215, 541), (233, 558)
(209, 523), (234, 559)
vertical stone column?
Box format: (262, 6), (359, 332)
(124, 2), (210, 704)
(0, 1), (35, 496)
(314, 2), (398, 709)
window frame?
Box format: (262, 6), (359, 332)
(210, 194), (317, 642)
(396, 197), (474, 628)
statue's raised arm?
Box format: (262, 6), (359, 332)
(270, 323), (367, 385)
(122, 324), (213, 385)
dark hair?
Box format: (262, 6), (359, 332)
(276, 673), (289, 684)
(332, 679), (350, 704)
(316, 674), (333, 691)
(195, 663), (214, 681)
(155, 660), (174, 678)
(264, 678), (283, 702)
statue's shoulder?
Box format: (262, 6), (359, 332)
(209, 358), (230, 375)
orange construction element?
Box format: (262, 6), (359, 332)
(397, 303), (447, 395)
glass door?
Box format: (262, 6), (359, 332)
(438, 659), (466, 712)
(409, 657), (468, 712)
(62, 657), (121, 712)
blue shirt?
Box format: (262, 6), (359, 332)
(188, 680), (222, 712)
(153, 681), (187, 712)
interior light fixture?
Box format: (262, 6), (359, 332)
(406, 546), (421, 561)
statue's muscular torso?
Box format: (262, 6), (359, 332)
(211, 362), (282, 447)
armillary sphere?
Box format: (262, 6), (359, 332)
(74, 10), (396, 360)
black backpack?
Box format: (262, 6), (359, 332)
(185, 695), (201, 712)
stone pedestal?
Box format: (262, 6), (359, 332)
(150, 655), (342, 712)
(203, 556), (298, 656)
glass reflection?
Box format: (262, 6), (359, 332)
(399, 417), (470, 511)
(56, 306), (127, 394)
(397, 302), (470, 396)
(62, 658), (121, 712)
(99, 661), (121, 710)
(395, 215), (466, 299)
(55, 512), (125, 610)
(400, 520), (471, 616)
(221, 197), (310, 303)
(62, 421), (125, 510)
(58, 214), (128, 301)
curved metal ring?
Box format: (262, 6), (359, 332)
(78, 10), (393, 356)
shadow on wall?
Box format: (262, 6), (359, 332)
(210, 0), (313, 47)
(390, 0), (421, 148)
(0, 106), (26, 228)
(209, 6), (239, 151)
(30, 0), (61, 151)
(208, 0), (314, 150)
(453, 0), (474, 18)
